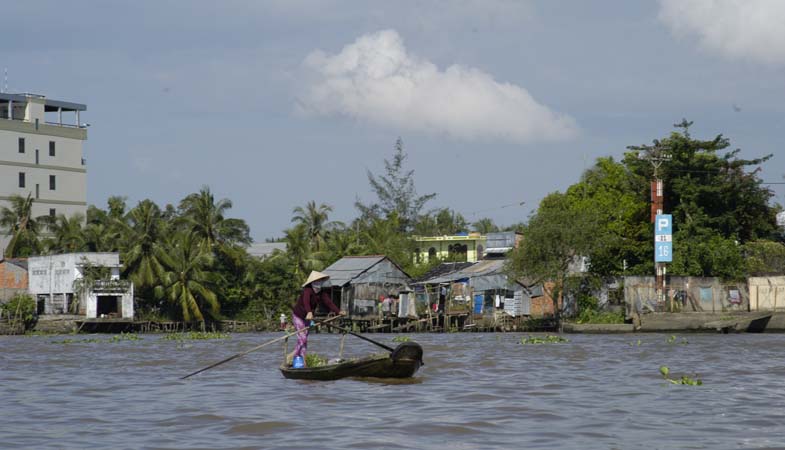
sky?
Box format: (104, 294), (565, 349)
(4, 0), (784, 240)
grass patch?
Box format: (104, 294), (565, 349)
(520, 335), (569, 345)
(575, 309), (625, 324)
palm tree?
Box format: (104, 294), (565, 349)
(472, 218), (499, 234)
(43, 213), (86, 253)
(179, 186), (251, 252)
(154, 232), (219, 323)
(291, 200), (333, 251)
(121, 200), (167, 290)
(0, 194), (44, 257)
(284, 224), (322, 279)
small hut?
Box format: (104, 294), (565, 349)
(321, 256), (412, 318)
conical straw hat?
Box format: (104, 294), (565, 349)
(303, 270), (330, 288)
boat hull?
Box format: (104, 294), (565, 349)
(280, 342), (423, 381)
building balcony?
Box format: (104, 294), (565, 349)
(92, 279), (132, 293)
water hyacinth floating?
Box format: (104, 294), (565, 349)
(520, 335), (569, 345)
(392, 336), (411, 343)
(161, 331), (230, 341)
(659, 365), (703, 386)
(51, 333), (143, 344)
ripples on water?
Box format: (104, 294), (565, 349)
(3, 332), (785, 449)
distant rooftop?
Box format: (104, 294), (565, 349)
(248, 242), (286, 259)
(0, 92), (86, 111)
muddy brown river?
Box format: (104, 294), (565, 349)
(2, 332), (785, 449)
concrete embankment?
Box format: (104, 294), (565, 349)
(564, 312), (785, 333)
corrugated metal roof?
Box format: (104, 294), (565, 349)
(416, 259), (507, 285)
(247, 242), (287, 259)
(322, 255), (387, 287)
(413, 262), (474, 283)
(1, 258), (28, 271)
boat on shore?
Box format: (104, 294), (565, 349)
(280, 341), (424, 381)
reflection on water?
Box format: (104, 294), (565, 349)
(3, 332), (785, 449)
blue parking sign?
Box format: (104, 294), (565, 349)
(655, 242), (672, 262)
(655, 214), (673, 263)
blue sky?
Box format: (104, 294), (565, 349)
(4, 0), (784, 240)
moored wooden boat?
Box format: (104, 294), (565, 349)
(280, 342), (424, 381)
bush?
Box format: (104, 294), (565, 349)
(575, 309), (625, 324)
(1, 293), (37, 330)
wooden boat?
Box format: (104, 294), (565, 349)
(280, 342), (423, 381)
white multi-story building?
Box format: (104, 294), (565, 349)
(0, 92), (87, 254)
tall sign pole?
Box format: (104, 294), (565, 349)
(633, 145), (671, 310)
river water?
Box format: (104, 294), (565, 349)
(2, 331), (785, 449)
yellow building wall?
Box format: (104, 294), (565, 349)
(413, 235), (486, 264)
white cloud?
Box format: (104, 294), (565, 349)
(299, 29), (577, 143)
(659, 0), (785, 64)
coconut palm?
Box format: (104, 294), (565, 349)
(284, 223), (323, 279)
(121, 200), (167, 290)
(43, 213), (86, 253)
(154, 232), (219, 323)
(291, 200), (333, 251)
(472, 218), (499, 234)
(179, 186), (251, 252)
(0, 194), (44, 257)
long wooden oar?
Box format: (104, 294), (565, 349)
(181, 315), (342, 380)
(322, 322), (395, 353)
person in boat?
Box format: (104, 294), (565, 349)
(290, 270), (345, 367)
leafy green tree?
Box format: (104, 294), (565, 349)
(0, 194), (44, 257)
(155, 232), (219, 323)
(356, 213), (415, 273)
(625, 120), (778, 276)
(356, 138), (436, 232)
(743, 240), (785, 275)
(506, 192), (603, 318)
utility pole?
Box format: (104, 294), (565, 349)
(631, 143), (672, 311)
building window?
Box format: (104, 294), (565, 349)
(49, 208), (56, 217)
(49, 141), (56, 157)
(18, 172), (25, 188)
(18, 137), (25, 153)
(49, 175), (56, 190)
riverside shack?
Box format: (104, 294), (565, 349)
(321, 255), (412, 319)
(414, 259), (552, 330)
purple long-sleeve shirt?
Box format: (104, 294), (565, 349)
(292, 286), (340, 320)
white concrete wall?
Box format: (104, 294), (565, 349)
(28, 253), (133, 318)
(749, 276), (785, 311)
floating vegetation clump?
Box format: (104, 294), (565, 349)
(666, 335), (689, 345)
(392, 336), (411, 343)
(51, 333), (143, 344)
(628, 339), (643, 347)
(660, 365), (703, 386)
(520, 335), (569, 345)
(161, 331), (230, 341)
(305, 353), (327, 367)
